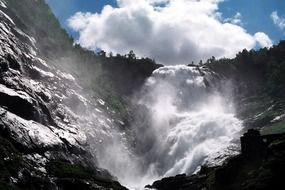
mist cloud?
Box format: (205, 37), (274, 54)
(68, 0), (272, 65)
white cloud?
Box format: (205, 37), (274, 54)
(68, 0), (272, 65)
(271, 11), (285, 30)
(224, 12), (243, 25)
(254, 32), (273, 47)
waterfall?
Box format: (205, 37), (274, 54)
(87, 65), (242, 189)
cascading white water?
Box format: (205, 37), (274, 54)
(132, 65), (242, 176)
(87, 65), (242, 190)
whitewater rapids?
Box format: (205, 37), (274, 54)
(90, 65), (242, 189)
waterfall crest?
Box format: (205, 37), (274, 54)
(90, 65), (242, 189)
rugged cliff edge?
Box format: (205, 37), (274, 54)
(0, 0), (129, 189)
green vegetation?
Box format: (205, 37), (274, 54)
(262, 122), (285, 135)
(4, 0), (73, 59)
(46, 160), (95, 179)
(207, 41), (285, 98)
(203, 41), (285, 133)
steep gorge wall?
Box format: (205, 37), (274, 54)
(0, 0), (128, 189)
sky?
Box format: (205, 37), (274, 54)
(46, 0), (285, 65)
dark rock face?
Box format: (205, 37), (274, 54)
(145, 174), (207, 190)
(0, 85), (40, 121)
(147, 129), (285, 190)
(214, 130), (285, 190)
(0, 1), (127, 189)
(240, 129), (266, 159)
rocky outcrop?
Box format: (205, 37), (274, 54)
(0, 1), (127, 189)
(0, 84), (40, 121)
(145, 174), (207, 190)
(240, 129), (266, 158)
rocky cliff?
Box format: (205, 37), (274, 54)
(0, 0), (129, 189)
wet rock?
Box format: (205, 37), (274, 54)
(0, 107), (63, 151)
(7, 54), (21, 71)
(0, 84), (40, 121)
(240, 129), (266, 159)
(27, 66), (42, 79)
(0, 59), (9, 72)
(146, 174), (207, 190)
(147, 130), (285, 190)
(0, 3), (130, 189)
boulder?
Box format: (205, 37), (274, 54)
(240, 129), (266, 159)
